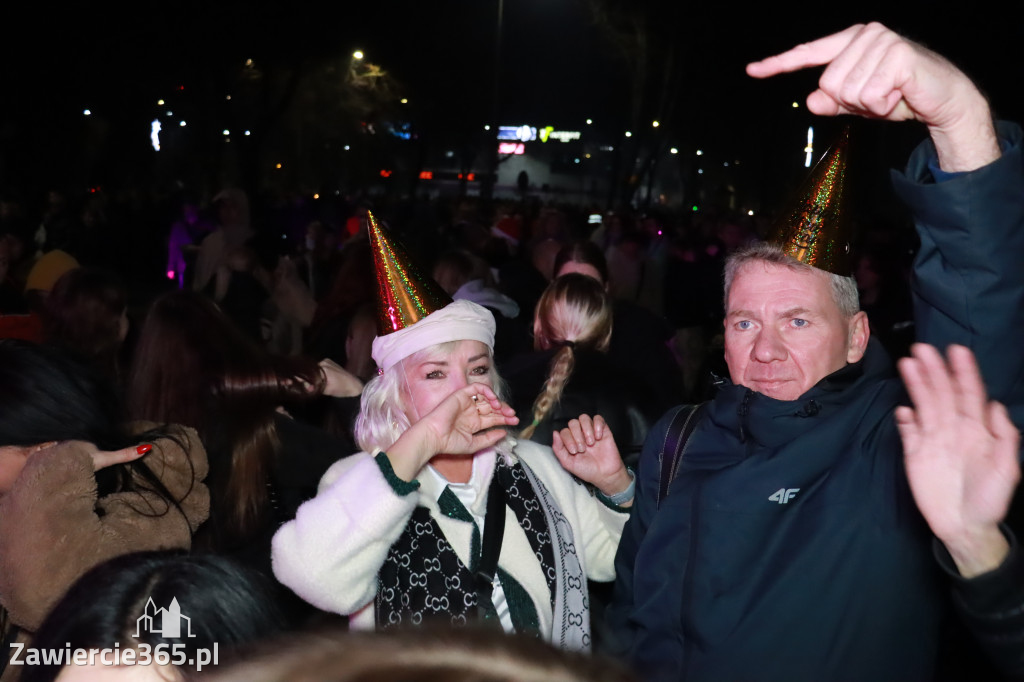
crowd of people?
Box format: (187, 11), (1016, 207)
(1, 21), (1022, 682)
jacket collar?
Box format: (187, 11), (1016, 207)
(705, 338), (892, 453)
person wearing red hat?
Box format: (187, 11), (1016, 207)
(272, 214), (633, 651)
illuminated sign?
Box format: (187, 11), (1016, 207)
(497, 125), (536, 142)
(498, 142), (526, 155)
(539, 126), (581, 143)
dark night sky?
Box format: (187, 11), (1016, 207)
(2, 0), (1021, 195)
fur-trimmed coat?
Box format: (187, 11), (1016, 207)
(0, 424), (209, 678)
(271, 439), (628, 646)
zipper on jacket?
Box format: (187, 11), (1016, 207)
(737, 389), (753, 443)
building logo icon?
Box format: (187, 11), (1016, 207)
(134, 597), (195, 638)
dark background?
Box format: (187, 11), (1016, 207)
(2, 0), (1020, 207)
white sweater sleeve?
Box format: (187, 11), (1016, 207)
(270, 452), (419, 615)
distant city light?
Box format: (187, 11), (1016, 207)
(83, 109), (91, 116)
(574, 158), (580, 164)
(625, 131), (632, 137)
(344, 145), (351, 150)
(445, 150), (454, 158)
(696, 149), (703, 156)
(150, 120), (162, 151)
(226, 95), (232, 101)
(166, 110), (173, 117)
(585, 153), (591, 158)
(179, 121), (186, 127)
(313, 193), (320, 199)
(586, 119), (593, 125)
(157, 100), (165, 106)
(670, 148), (678, 154)
(792, 102), (800, 108)
(652, 120), (660, 128)
(353, 50), (364, 60)
(724, 162), (729, 167)
(245, 58), (253, 67)
(698, 169), (704, 174)
(498, 142), (525, 155)
(748, 210), (755, 216)
(222, 130), (230, 136)
(276, 163), (282, 169)
(167, 270), (175, 280)
(691, 205), (699, 212)
(244, 130), (251, 136)
(484, 125), (491, 131)
(400, 98), (408, 104)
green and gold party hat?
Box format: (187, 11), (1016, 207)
(767, 127), (852, 275)
(368, 211), (453, 335)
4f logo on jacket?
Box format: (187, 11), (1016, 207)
(769, 488), (800, 504)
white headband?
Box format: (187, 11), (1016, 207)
(371, 299), (496, 372)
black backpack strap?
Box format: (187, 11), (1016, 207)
(657, 403), (706, 507)
(475, 466), (507, 620)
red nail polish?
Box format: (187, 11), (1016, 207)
(136, 444), (152, 455)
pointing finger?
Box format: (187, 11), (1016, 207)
(746, 24), (866, 79)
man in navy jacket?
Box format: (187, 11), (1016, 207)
(593, 23), (1024, 681)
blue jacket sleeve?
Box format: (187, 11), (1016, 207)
(891, 121), (1024, 408)
(935, 526), (1024, 677)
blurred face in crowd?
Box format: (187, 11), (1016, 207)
(400, 340), (494, 423)
(724, 261), (868, 401)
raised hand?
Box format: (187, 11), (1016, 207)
(319, 358), (364, 398)
(896, 343), (1021, 577)
(387, 384), (518, 481)
(747, 22), (998, 171)
(552, 414), (632, 503)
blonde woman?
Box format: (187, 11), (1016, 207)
(272, 219), (633, 651)
(514, 274), (657, 464)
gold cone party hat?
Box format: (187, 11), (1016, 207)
(368, 211), (453, 335)
(766, 127), (853, 275)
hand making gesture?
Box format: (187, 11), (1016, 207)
(747, 22), (999, 171)
(896, 343), (1021, 577)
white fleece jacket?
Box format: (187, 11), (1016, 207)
(271, 439), (627, 640)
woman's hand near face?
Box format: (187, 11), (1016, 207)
(385, 384), (518, 481)
(553, 414), (633, 505)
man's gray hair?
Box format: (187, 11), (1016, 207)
(723, 242), (860, 318)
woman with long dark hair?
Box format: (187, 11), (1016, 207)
(127, 291), (354, 567)
(0, 340), (208, 680)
